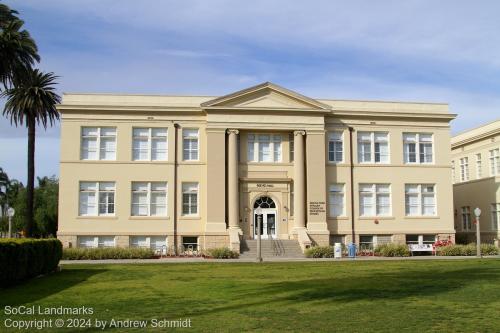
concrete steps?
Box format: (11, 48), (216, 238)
(239, 239), (304, 259)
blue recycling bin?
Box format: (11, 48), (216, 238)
(347, 243), (357, 258)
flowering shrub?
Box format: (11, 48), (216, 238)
(374, 243), (410, 257)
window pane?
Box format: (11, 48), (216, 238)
(81, 138), (98, 160)
(360, 194), (373, 216)
(151, 138), (167, 160)
(259, 142), (271, 162)
(133, 128), (149, 137)
(100, 137), (116, 160)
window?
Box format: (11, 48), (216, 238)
(289, 133), (294, 162)
(359, 235), (374, 250)
(131, 182), (167, 216)
(79, 182), (115, 216)
(78, 236), (115, 248)
(130, 236), (167, 250)
(132, 128), (168, 161)
(491, 203), (500, 231)
(489, 148), (500, 176)
(328, 132), (343, 162)
(359, 184), (391, 217)
(182, 236), (198, 251)
(183, 129), (199, 161)
(406, 234), (436, 245)
(358, 132), (389, 163)
(476, 154), (482, 179)
(329, 184), (345, 217)
(405, 184), (436, 216)
(451, 160), (456, 183)
(247, 134), (282, 162)
(403, 133), (433, 164)
(81, 127), (116, 160)
(461, 206), (472, 230)
(182, 182), (199, 215)
(460, 157), (469, 182)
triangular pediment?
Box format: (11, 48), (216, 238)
(201, 82), (331, 110)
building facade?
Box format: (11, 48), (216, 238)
(57, 82), (456, 252)
(451, 120), (500, 245)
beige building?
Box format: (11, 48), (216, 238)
(57, 82), (456, 253)
(451, 120), (500, 245)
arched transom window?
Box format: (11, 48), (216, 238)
(254, 196), (276, 209)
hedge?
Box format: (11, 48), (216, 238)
(305, 246), (335, 258)
(62, 247), (155, 260)
(436, 244), (499, 256)
(374, 243), (411, 257)
(206, 247), (239, 259)
(0, 238), (62, 287)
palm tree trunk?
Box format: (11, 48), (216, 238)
(26, 116), (35, 237)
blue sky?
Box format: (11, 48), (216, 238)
(1, 0), (500, 182)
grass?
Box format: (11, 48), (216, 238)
(1, 260), (499, 332)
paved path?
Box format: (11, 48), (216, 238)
(60, 255), (500, 265)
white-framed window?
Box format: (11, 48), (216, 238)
(359, 184), (391, 217)
(79, 182), (115, 216)
(131, 182), (167, 216)
(182, 182), (199, 215)
(81, 127), (117, 160)
(78, 236), (115, 248)
(289, 133), (294, 162)
(461, 206), (472, 230)
(183, 129), (199, 161)
(247, 134), (282, 162)
(182, 236), (199, 251)
(328, 132), (343, 163)
(359, 235), (375, 249)
(357, 132), (389, 164)
(132, 128), (168, 161)
(403, 133), (433, 164)
(491, 203), (500, 231)
(489, 148), (500, 176)
(460, 157), (469, 182)
(405, 184), (436, 216)
(475, 153), (482, 179)
(329, 184), (345, 217)
(130, 236), (167, 250)
(406, 234), (436, 245)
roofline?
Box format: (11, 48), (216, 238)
(452, 118), (500, 138)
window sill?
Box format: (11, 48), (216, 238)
(179, 216), (201, 220)
(129, 216), (170, 220)
(76, 216), (118, 220)
(359, 216), (395, 220)
(405, 216), (440, 219)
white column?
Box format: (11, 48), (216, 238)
(227, 129), (239, 229)
(293, 130), (306, 230)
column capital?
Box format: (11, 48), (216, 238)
(227, 129), (240, 135)
(293, 130), (306, 136)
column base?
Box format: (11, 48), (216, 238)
(227, 227), (243, 253)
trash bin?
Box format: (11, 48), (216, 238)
(348, 243), (356, 258)
(334, 243), (342, 259)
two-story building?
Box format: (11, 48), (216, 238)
(57, 82), (456, 253)
(451, 120), (500, 245)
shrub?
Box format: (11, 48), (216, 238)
(374, 243), (411, 257)
(305, 246), (334, 258)
(0, 238), (62, 287)
(436, 243), (499, 256)
(207, 247), (239, 259)
(62, 247), (155, 260)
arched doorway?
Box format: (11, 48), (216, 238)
(253, 196), (277, 239)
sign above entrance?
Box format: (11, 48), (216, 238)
(257, 183), (274, 188)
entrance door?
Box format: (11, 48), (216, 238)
(253, 196), (278, 240)
(254, 210), (277, 239)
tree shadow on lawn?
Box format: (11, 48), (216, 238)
(0, 268), (108, 307)
(186, 265), (500, 318)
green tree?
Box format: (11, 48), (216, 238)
(2, 69), (60, 237)
(0, 2), (40, 90)
(34, 176), (58, 237)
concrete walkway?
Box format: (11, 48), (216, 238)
(60, 255), (500, 265)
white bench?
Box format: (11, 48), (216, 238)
(408, 244), (435, 255)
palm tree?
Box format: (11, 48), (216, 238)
(0, 3), (39, 90)
(2, 69), (60, 237)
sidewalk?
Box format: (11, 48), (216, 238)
(60, 255), (500, 265)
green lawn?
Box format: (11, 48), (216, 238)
(1, 260), (499, 332)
